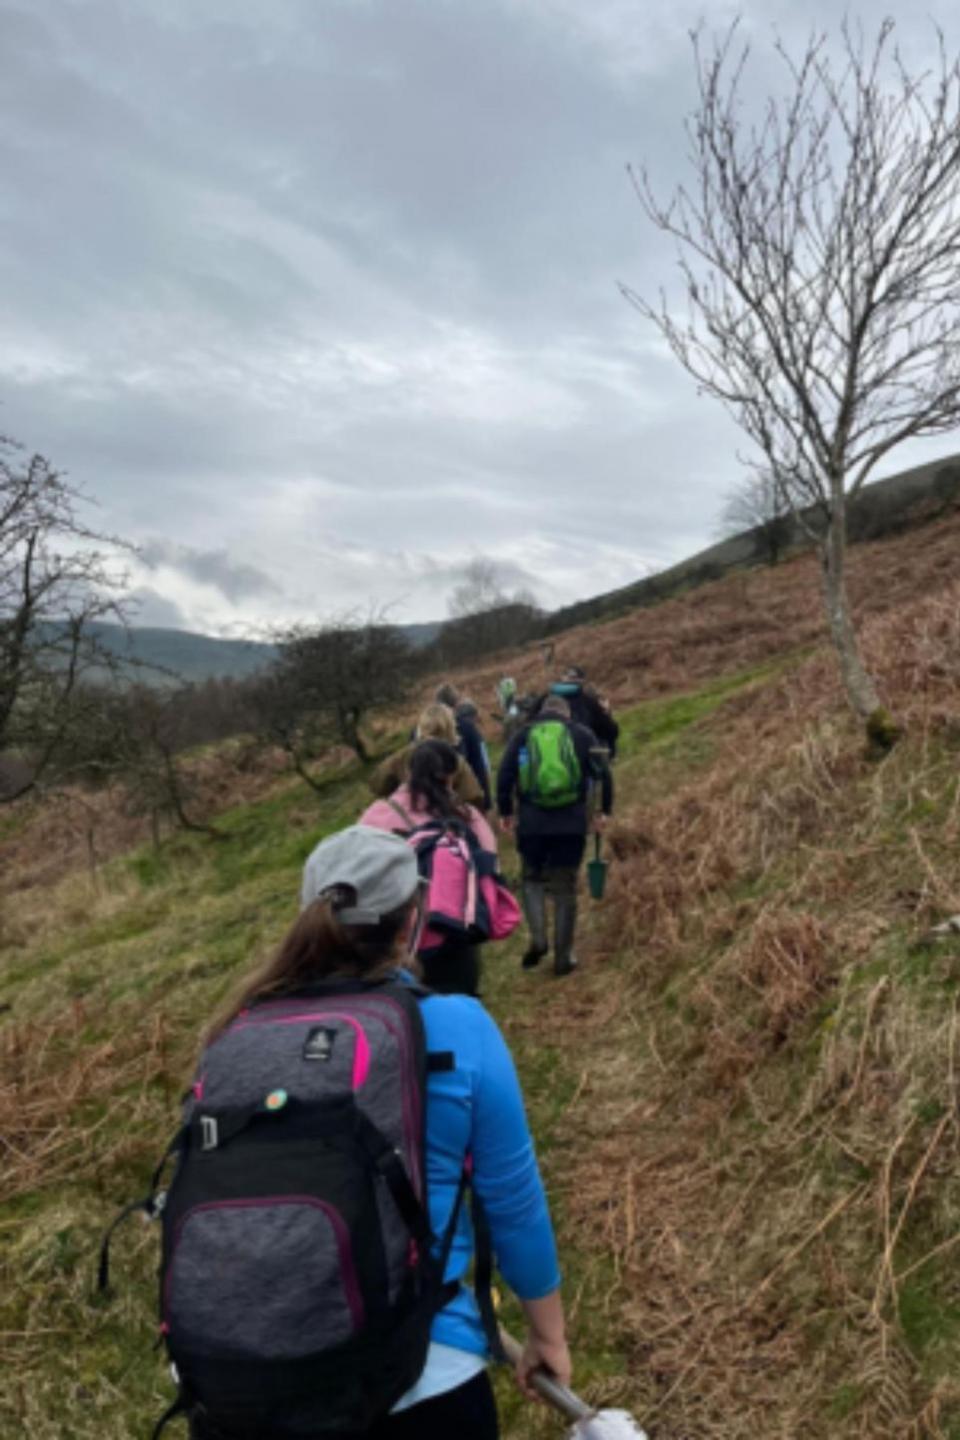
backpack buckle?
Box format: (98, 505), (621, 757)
(200, 1117), (219, 1151)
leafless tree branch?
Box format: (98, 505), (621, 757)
(627, 20), (960, 736)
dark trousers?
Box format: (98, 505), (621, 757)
(189, 1371), (499, 1440)
(517, 831), (586, 882)
(420, 938), (482, 997)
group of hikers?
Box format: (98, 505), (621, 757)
(107, 665), (620, 1440)
(364, 667), (617, 985)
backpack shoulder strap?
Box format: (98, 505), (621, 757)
(385, 797), (415, 832)
(471, 1187), (508, 1363)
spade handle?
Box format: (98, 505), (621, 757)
(498, 1327), (595, 1423)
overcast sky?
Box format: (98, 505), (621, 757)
(2, 1), (958, 635)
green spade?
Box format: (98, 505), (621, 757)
(587, 833), (608, 901)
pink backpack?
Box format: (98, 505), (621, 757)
(386, 802), (520, 954)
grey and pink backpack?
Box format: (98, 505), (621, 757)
(100, 980), (488, 1437)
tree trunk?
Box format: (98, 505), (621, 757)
(291, 747), (326, 793)
(160, 743), (224, 838)
(820, 498), (900, 749)
(338, 707), (368, 762)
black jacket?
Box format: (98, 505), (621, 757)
(497, 718), (613, 837)
(456, 713), (491, 810)
(549, 684), (619, 758)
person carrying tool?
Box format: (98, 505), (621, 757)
(115, 825), (570, 1440)
(496, 695), (613, 976)
(548, 665), (619, 759)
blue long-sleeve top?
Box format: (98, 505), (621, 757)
(416, 987), (561, 1354)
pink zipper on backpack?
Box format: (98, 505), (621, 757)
(335, 996), (423, 1198)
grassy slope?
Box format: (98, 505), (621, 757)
(3, 514), (960, 1438)
(0, 674), (767, 1439)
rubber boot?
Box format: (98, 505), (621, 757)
(521, 881), (549, 969)
(552, 874), (579, 977)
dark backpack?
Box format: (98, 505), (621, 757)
(100, 981), (476, 1438)
(519, 720), (582, 809)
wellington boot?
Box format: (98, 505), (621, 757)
(521, 881), (549, 968)
(553, 894), (579, 977)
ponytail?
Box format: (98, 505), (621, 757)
(408, 740), (469, 822)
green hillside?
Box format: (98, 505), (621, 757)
(86, 622), (279, 682)
(83, 620), (441, 685)
(3, 509), (960, 1437)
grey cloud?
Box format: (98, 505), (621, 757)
(0, 0), (957, 634)
(139, 540), (282, 604)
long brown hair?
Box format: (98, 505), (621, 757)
(206, 891), (413, 1042)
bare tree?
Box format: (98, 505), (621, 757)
(447, 558), (506, 620)
(440, 557), (542, 662)
(0, 439), (130, 799)
(115, 686), (225, 842)
(626, 21), (960, 745)
(245, 661), (329, 791)
(251, 614), (414, 774)
(719, 470), (794, 565)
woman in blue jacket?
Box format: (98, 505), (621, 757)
(192, 825), (568, 1440)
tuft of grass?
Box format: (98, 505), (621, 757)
(899, 1264), (960, 1363)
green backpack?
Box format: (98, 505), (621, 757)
(520, 720), (582, 808)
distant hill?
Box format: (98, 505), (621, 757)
(544, 450), (960, 634)
(86, 624), (278, 683)
(87, 619), (442, 684)
(87, 452), (960, 681)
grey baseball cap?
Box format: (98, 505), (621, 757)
(301, 825), (419, 924)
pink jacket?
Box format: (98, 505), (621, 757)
(360, 784), (498, 859)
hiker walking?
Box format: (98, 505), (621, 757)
(369, 702), (484, 807)
(360, 740), (502, 996)
(454, 698), (491, 790)
(435, 682), (491, 810)
(494, 676), (521, 741)
(127, 823), (569, 1439)
(549, 664), (620, 759)
(497, 695), (613, 976)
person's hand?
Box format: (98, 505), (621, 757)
(514, 1333), (572, 1401)
(592, 813), (608, 834)
(500, 815), (515, 835)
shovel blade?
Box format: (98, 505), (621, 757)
(571, 1412), (649, 1440)
(586, 860), (608, 900)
